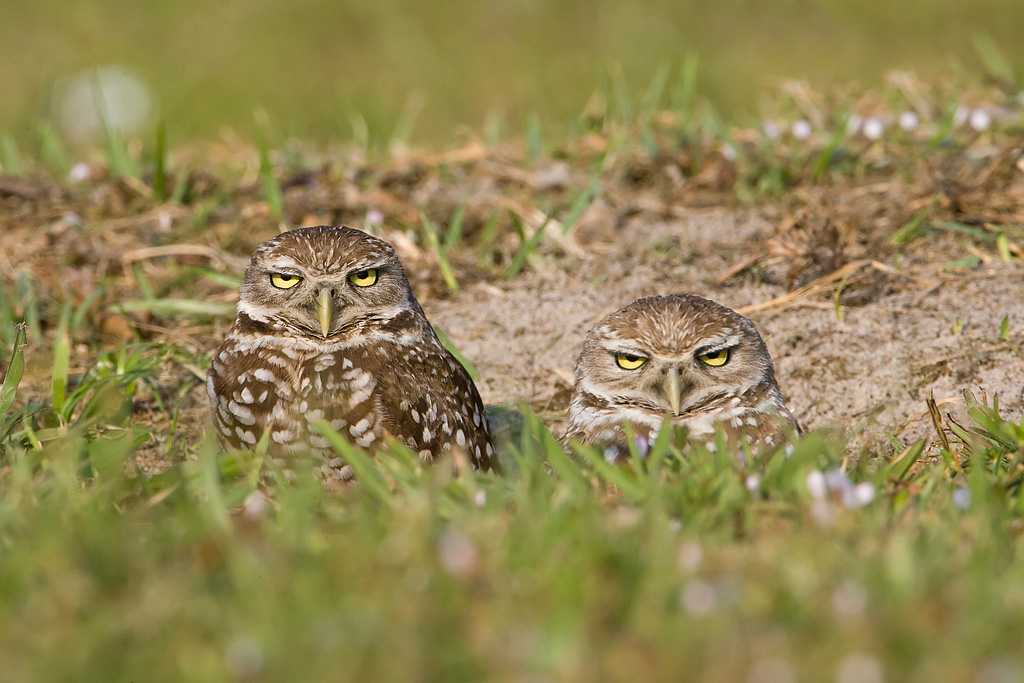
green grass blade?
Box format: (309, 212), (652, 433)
(0, 323), (27, 419)
(256, 123), (283, 220)
(114, 299), (236, 317)
(525, 112), (542, 163)
(192, 436), (232, 533)
(971, 32), (1016, 84)
(502, 213), (550, 280)
(313, 419), (393, 504)
(70, 287), (106, 336)
(153, 120), (168, 201)
(522, 405), (588, 493)
(51, 298), (72, 415)
(443, 203), (467, 249)
(811, 114), (849, 181)
(37, 121), (69, 176)
(421, 211), (459, 295)
(561, 178), (599, 235)
(16, 273), (41, 342)
(0, 132), (23, 176)
(891, 201), (935, 245)
(433, 326), (478, 381)
(569, 440), (647, 502)
(671, 51), (700, 122)
(885, 439), (926, 481)
(644, 420), (674, 477)
(641, 62), (671, 115)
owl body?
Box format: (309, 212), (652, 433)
(564, 294), (799, 461)
(208, 226), (496, 481)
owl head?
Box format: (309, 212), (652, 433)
(237, 226), (419, 338)
(572, 294), (778, 418)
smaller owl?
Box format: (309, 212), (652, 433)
(564, 294), (799, 461)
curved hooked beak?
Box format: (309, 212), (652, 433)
(663, 367), (684, 416)
(316, 287), (335, 337)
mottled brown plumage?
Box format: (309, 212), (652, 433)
(207, 226), (497, 481)
(564, 294), (799, 461)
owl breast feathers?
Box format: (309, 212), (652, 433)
(207, 225), (497, 481)
(564, 294), (800, 461)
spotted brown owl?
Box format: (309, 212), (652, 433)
(564, 294), (799, 461)
(207, 226), (497, 481)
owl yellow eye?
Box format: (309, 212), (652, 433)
(270, 273), (301, 289)
(615, 353), (648, 370)
(349, 268), (378, 287)
(698, 349), (730, 367)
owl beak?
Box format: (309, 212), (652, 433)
(316, 287), (334, 337)
(664, 367), (683, 416)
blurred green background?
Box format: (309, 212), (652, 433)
(1, 0), (1022, 148)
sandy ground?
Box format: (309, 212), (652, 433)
(427, 206), (1024, 451)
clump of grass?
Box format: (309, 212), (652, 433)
(3, 383), (1024, 680)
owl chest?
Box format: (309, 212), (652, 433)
(270, 349), (382, 445)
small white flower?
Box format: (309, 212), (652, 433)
(225, 635), (265, 679)
(365, 209), (384, 225)
(843, 482), (876, 509)
(824, 468), (853, 494)
(953, 487), (971, 511)
(862, 117), (885, 140)
(745, 474), (761, 493)
(474, 489), (486, 507)
(721, 144), (738, 161)
(836, 653), (884, 683)
(69, 162), (92, 182)
(975, 659), (1020, 683)
(746, 658), (796, 683)
(680, 579), (717, 616)
(810, 500), (836, 527)
(806, 470), (827, 499)
(832, 580), (867, 617)
(792, 119), (812, 140)
(610, 506), (642, 529)
(243, 490), (268, 519)
(970, 108), (992, 131)
(763, 119), (781, 140)
(677, 541), (702, 571)
(846, 114), (864, 136)
(61, 211), (84, 227)
(438, 530), (479, 577)
(898, 111), (919, 131)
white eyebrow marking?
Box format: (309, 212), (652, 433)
(264, 257), (302, 270)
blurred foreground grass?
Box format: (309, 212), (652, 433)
(1, 0), (1022, 147)
(4, 323), (1024, 681)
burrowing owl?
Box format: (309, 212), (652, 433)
(564, 294), (799, 461)
(207, 226), (497, 481)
